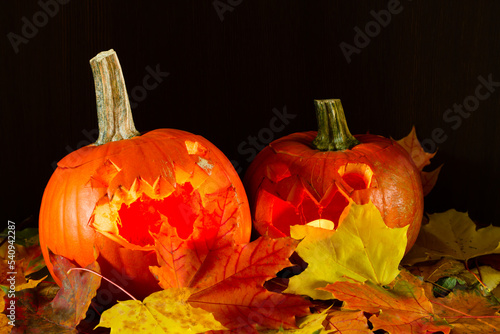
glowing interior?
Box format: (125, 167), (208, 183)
(306, 219), (335, 230)
(117, 183), (200, 246)
(88, 140), (239, 249)
(259, 163), (375, 235)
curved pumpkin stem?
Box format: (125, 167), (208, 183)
(90, 49), (140, 146)
(312, 99), (360, 151)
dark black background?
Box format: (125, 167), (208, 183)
(2, 1), (500, 228)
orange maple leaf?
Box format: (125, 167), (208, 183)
(323, 310), (372, 333)
(322, 272), (452, 334)
(430, 288), (500, 333)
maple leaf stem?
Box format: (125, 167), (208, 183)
(67, 267), (138, 301)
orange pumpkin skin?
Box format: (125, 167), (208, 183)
(244, 119), (423, 253)
(39, 129), (252, 299)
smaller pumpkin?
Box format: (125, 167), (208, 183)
(39, 50), (252, 299)
(243, 99), (423, 252)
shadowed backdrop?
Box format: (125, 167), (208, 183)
(2, 0), (499, 227)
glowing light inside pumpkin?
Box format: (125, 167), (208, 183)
(113, 182), (201, 247)
(306, 219), (335, 230)
(255, 163), (375, 237)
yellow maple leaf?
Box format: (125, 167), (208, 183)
(96, 288), (226, 333)
(471, 266), (500, 292)
(14, 275), (48, 291)
(403, 209), (500, 265)
(285, 201), (408, 300)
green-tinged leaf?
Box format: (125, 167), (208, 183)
(285, 202), (408, 300)
(97, 288), (226, 334)
(433, 276), (462, 297)
(403, 210), (500, 265)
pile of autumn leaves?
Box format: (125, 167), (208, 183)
(2, 131), (500, 334)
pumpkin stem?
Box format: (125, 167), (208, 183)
(312, 99), (360, 151)
(90, 49), (140, 146)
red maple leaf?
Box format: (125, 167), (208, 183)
(150, 236), (312, 333)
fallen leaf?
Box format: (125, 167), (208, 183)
(151, 237), (311, 332)
(0, 289), (14, 334)
(430, 289), (500, 333)
(259, 308), (330, 333)
(323, 310), (372, 333)
(403, 210), (500, 265)
(10, 252), (101, 333)
(148, 185), (246, 289)
(285, 202), (408, 300)
(322, 272), (451, 334)
(396, 127), (442, 195)
(187, 237), (312, 332)
(407, 258), (465, 282)
(471, 266), (500, 292)
(396, 127), (436, 171)
(421, 164), (443, 196)
(14, 275), (48, 291)
(0, 228), (46, 292)
(97, 288), (226, 334)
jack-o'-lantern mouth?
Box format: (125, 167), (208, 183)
(254, 162), (377, 236)
(90, 178), (208, 250)
(87, 139), (239, 251)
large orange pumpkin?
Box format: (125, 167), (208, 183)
(243, 99), (423, 252)
(39, 50), (251, 299)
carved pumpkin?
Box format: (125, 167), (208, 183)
(39, 50), (251, 299)
(243, 99), (423, 252)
